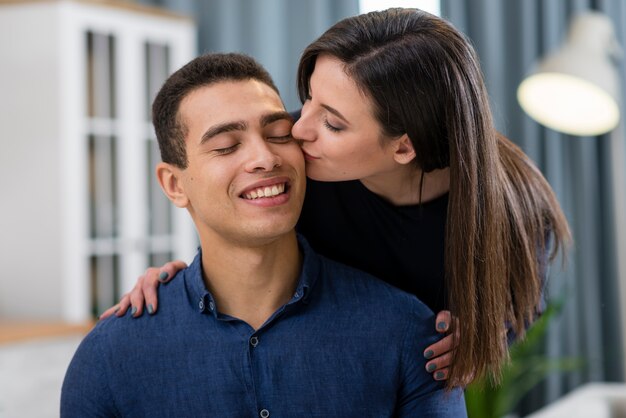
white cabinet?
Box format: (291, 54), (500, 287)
(0, 0), (197, 322)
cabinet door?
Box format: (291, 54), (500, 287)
(85, 32), (189, 317)
(144, 41), (177, 269)
(86, 30), (121, 316)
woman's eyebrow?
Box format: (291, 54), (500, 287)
(320, 104), (349, 125)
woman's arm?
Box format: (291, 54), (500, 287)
(98, 260), (187, 319)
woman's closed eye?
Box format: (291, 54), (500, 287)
(305, 93), (345, 133)
(323, 119), (341, 133)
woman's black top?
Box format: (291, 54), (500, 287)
(297, 178), (448, 313)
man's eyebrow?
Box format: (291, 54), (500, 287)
(199, 111), (292, 145)
(200, 121), (247, 144)
(320, 104), (349, 125)
(260, 111), (294, 127)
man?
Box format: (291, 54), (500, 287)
(61, 53), (466, 417)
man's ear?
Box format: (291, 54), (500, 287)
(392, 134), (416, 165)
(156, 162), (189, 208)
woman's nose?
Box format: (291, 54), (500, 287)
(292, 105), (314, 142)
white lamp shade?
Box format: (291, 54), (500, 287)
(518, 73), (619, 136)
(517, 12), (621, 136)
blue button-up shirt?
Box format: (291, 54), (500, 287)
(61, 236), (466, 417)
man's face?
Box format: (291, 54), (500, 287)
(172, 79), (305, 246)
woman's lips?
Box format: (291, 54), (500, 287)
(302, 150), (319, 161)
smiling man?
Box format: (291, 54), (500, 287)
(61, 53), (466, 417)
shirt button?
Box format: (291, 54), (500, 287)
(209, 301), (215, 311)
(259, 409), (270, 418)
(294, 291), (300, 298)
(198, 300), (204, 310)
(250, 336), (259, 347)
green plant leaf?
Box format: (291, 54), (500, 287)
(465, 297), (581, 418)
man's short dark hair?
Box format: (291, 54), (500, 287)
(152, 53), (280, 168)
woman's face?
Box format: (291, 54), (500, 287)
(291, 54), (400, 182)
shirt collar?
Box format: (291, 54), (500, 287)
(183, 249), (218, 317)
(185, 234), (321, 316)
(289, 234), (320, 305)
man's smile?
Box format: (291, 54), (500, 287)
(242, 182), (287, 200)
(239, 177), (292, 204)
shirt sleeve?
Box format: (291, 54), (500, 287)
(60, 328), (120, 417)
(394, 309), (468, 417)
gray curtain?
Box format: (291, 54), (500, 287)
(139, 0), (359, 111)
(441, 0), (626, 413)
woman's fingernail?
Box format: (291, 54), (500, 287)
(159, 271), (169, 281)
(131, 306), (137, 316)
(424, 350), (434, 359)
(437, 321), (447, 330)
(147, 304), (154, 315)
(427, 363), (437, 372)
(435, 371), (445, 380)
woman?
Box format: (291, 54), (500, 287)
(101, 8), (570, 386)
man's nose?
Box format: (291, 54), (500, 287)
(244, 139), (282, 172)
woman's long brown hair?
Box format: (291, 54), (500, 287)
(298, 8), (571, 386)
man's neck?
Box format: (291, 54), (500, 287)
(199, 232), (302, 330)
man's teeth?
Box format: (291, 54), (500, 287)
(243, 183), (286, 199)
